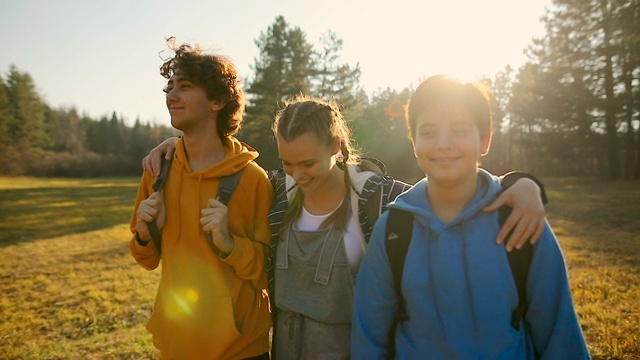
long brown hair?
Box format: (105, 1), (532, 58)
(273, 94), (360, 230)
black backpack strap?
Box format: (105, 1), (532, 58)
(499, 205), (534, 331)
(147, 157), (173, 256)
(217, 168), (244, 206)
(385, 208), (413, 356)
(205, 168), (245, 252)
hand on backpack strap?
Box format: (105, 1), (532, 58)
(136, 191), (166, 243)
(200, 197), (234, 255)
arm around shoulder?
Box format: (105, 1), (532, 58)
(219, 164), (274, 287)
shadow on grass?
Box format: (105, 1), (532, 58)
(544, 177), (640, 271)
(0, 179), (139, 247)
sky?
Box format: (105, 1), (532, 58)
(1, 0), (552, 126)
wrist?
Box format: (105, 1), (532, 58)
(500, 171), (548, 204)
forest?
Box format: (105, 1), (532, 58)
(1, 0), (638, 181)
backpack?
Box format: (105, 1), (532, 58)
(147, 157), (244, 256)
(385, 206), (534, 353)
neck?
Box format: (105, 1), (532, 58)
(303, 166), (347, 215)
(427, 173), (478, 224)
(182, 132), (226, 172)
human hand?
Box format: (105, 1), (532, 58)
(136, 191), (166, 243)
(200, 197), (234, 255)
(483, 178), (545, 251)
(142, 137), (180, 177)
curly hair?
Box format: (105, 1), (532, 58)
(160, 38), (245, 139)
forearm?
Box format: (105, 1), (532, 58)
(220, 235), (269, 288)
(499, 171), (548, 204)
(220, 174), (274, 288)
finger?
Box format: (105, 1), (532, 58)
(529, 218), (545, 245)
(201, 218), (221, 234)
(138, 208), (156, 223)
(483, 193), (506, 213)
(201, 207), (215, 217)
(508, 212), (546, 249)
(506, 222), (533, 251)
(207, 197), (223, 208)
(151, 152), (162, 177)
(166, 146), (175, 161)
(155, 190), (164, 205)
(495, 209), (519, 245)
(201, 221), (213, 233)
(142, 156), (152, 176)
(499, 214), (527, 251)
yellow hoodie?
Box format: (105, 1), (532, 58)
(130, 137), (274, 359)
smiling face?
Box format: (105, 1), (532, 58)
(411, 104), (491, 187)
(406, 75), (493, 187)
(164, 73), (219, 133)
(277, 131), (341, 195)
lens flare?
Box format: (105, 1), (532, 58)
(167, 288), (200, 317)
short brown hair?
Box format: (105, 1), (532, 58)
(406, 74), (492, 141)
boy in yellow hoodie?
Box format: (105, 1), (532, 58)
(130, 39), (273, 360)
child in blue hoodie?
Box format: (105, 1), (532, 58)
(351, 74), (590, 359)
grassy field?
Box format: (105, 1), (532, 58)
(0, 176), (638, 359)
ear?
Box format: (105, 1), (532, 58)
(210, 99), (226, 112)
(328, 137), (340, 156)
(480, 131), (493, 156)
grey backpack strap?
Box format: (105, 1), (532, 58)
(148, 157), (173, 256)
(217, 168), (244, 206)
(206, 168), (245, 251)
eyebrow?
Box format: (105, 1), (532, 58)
(167, 75), (189, 86)
(281, 158), (315, 166)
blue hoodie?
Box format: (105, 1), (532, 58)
(351, 169), (589, 359)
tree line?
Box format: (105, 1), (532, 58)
(0, 66), (179, 177)
(1, 0), (638, 180)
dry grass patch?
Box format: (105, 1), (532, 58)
(0, 224), (160, 359)
(545, 178), (640, 359)
(0, 177), (638, 359)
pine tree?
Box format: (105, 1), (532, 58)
(0, 74), (11, 146)
(6, 65), (51, 151)
(243, 15), (315, 169)
(312, 31), (362, 110)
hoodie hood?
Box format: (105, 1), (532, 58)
(389, 168), (502, 229)
(173, 136), (258, 177)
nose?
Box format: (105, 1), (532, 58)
(435, 130), (453, 148)
(290, 166), (304, 181)
(166, 87), (178, 105)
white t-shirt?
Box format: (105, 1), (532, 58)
(295, 204), (364, 273)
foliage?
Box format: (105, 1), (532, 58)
(508, 0), (640, 179)
(242, 16), (364, 170)
(0, 66), (180, 177)
(1, 3), (639, 179)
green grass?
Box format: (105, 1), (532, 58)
(0, 177), (139, 245)
(0, 177), (638, 359)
